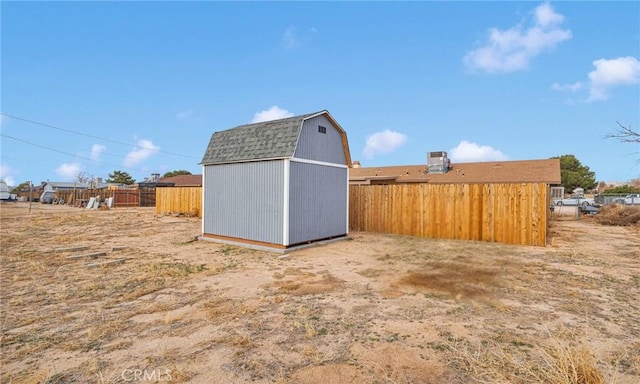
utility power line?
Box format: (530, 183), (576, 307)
(0, 112), (200, 160)
(1, 133), (157, 174)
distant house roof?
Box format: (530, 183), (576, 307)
(42, 181), (110, 190)
(43, 182), (82, 189)
(350, 159), (561, 184)
(159, 174), (202, 187)
(201, 110), (350, 165)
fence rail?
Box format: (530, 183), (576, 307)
(155, 187), (202, 216)
(349, 183), (549, 246)
(52, 189), (116, 207)
(37, 188), (157, 208)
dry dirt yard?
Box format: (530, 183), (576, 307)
(1, 202), (639, 384)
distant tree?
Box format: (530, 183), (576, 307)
(106, 170), (135, 185)
(552, 154), (597, 194)
(75, 171), (92, 184)
(11, 181), (31, 194)
(162, 170), (192, 178)
(602, 185), (640, 194)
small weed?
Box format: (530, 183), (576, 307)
(44, 372), (72, 384)
(511, 340), (534, 349)
(150, 262), (206, 277)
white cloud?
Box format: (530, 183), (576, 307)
(90, 144), (106, 161)
(0, 164), (16, 186)
(250, 106), (294, 123)
(123, 139), (160, 167)
(282, 26), (299, 49)
(587, 56), (640, 101)
(464, 2), (571, 73)
(55, 162), (82, 180)
(176, 109), (194, 120)
(551, 82), (583, 92)
(363, 130), (408, 159)
(534, 2), (564, 28)
(449, 141), (508, 163)
(282, 26), (317, 49)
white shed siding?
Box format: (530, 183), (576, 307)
(288, 161), (348, 245)
(294, 115), (347, 165)
(203, 160), (284, 244)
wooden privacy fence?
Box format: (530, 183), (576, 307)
(52, 188), (156, 207)
(113, 189), (141, 207)
(155, 187), (202, 216)
(53, 189), (116, 207)
(349, 183), (550, 246)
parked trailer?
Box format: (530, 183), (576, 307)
(0, 180), (17, 201)
(40, 190), (55, 204)
(625, 194), (640, 205)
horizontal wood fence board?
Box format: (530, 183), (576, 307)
(51, 189), (146, 207)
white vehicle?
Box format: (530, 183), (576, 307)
(0, 180), (15, 201)
(555, 195), (595, 206)
(625, 194), (640, 205)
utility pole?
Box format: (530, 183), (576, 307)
(28, 181), (32, 214)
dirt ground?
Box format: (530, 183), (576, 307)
(1, 202), (639, 383)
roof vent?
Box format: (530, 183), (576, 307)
(427, 151), (450, 174)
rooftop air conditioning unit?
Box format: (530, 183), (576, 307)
(427, 151), (450, 174)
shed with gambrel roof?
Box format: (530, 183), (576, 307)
(200, 110), (351, 251)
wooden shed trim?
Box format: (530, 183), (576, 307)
(201, 233), (287, 249)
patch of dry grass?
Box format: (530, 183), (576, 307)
(443, 333), (607, 384)
(595, 204), (640, 226)
(202, 297), (261, 326)
(273, 270), (344, 296)
(539, 338), (605, 384)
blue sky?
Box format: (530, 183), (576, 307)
(1, 1), (639, 187)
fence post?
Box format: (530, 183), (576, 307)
(28, 181), (33, 214)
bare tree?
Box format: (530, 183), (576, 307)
(606, 121), (640, 143)
(607, 121), (640, 166)
(76, 172), (100, 186)
(76, 171), (91, 184)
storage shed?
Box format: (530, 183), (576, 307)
(200, 110), (351, 251)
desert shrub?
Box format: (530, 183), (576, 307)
(602, 185), (640, 194)
(595, 204), (640, 226)
(539, 340), (605, 384)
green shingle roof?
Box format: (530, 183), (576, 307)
(200, 112), (322, 165)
